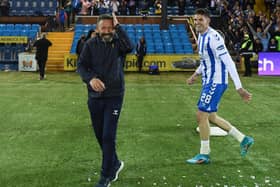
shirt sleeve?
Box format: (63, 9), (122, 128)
(115, 25), (134, 54)
(210, 32), (242, 90)
(220, 53), (242, 90)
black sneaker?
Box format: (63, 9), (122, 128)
(95, 176), (111, 187)
(110, 161), (124, 182)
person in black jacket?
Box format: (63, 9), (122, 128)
(135, 36), (147, 72)
(33, 34), (52, 80)
(77, 13), (133, 187)
(76, 34), (86, 58)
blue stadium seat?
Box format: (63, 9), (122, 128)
(169, 24), (177, 29)
(20, 30), (28, 37)
(183, 43), (193, 49)
(162, 38), (171, 43)
(134, 24), (142, 30)
(147, 48), (155, 54)
(165, 48), (174, 53)
(10, 30), (20, 36)
(153, 32), (161, 38)
(10, 45), (17, 61)
(143, 24), (152, 29)
(28, 30), (37, 39)
(185, 49), (193, 54)
(151, 24), (160, 30)
(2, 30), (12, 36)
(160, 30), (169, 35)
(143, 27), (152, 32)
(4, 46), (12, 61)
(31, 24), (40, 31)
(144, 34), (152, 40)
(75, 24), (84, 31)
(145, 39), (153, 46)
(172, 38), (181, 44)
(15, 24), (23, 30)
(6, 24), (14, 30)
(127, 28), (134, 33)
(135, 29), (143, 34)
(0, 24), (6, 30)
(23, 24), (32, 30)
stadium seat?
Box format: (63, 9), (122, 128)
(4, 47), (12, 61)
(70, 23), (193, 54)
(185, 49), (194, 54)
(0, 24), (6, 30)
(9, 0), (56, 16)
(15, 24), (23, 30)
(31, 24), (40, 31)
(6, 24), (14, 30)
(75, 24), (84, 31)
(23, 24), (32, 30)
(20, 30), (28, 37)
(134, 24), (142, 30)
(28, 30), (37, 39)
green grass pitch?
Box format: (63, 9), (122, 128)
(0, 72), (279, 187)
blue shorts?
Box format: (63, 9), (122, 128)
(197, 83), (228, 113)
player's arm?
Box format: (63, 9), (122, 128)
(187, 64), (201, 85)
(211, 33), (252, 102)
(220, 51), (252, 102)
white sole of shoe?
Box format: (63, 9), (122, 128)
(111, 161), (124, 182)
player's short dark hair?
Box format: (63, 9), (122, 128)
(195, 8), (210, 18)
(97, 14), (113, 24)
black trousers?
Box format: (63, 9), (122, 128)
(37, 60), (46, 78)
(87, 95), (123, 178)
(243, 55), (252, 76)
(137, 55), (144, 72)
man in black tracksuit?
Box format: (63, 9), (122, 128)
(77, 14), (133, 187)
(33, 34), (52, 80)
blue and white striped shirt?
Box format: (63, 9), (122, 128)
(195, 27), (242, 89)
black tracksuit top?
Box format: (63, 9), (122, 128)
(77, 25), (134, 98)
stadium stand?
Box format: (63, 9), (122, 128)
(70, 23), (193, 54)
(0, 24), (40, 70)
(74, 0), (218, 16)
(9, 0), (57, 16)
